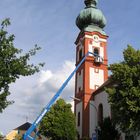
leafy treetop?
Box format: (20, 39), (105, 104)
(39, 98), (77, 140)
(0, 18), (44, 113)
(106, 45), (140, 134)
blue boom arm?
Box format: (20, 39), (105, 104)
(23, 52), (94, 140)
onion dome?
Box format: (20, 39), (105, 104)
(76, 0), (107, 34)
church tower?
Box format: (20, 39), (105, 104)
(74, 0), (108, 139)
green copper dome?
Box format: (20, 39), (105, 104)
(76, 0), (106, 34)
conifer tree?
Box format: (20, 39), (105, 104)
(98, 117), (120, 140)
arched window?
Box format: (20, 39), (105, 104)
(79, 49), (82, 60)
(98, 103), (103, 125)
(94, 48), (99, 56)
(78, 112), (80, 126)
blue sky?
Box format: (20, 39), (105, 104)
(0, 0), (140, 135)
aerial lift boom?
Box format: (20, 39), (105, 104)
(23, 52), (96, 140)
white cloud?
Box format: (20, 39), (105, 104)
(39, 70), (53, 84)
(0, 60), (76, 135)
(13, 60), (75, 118)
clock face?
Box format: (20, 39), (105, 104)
(93, 35), (99, 43)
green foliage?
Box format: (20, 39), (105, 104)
(106, 45), (140, 134)
(0, 133), (4, 140)
(39, 98), (77, 140)
(0, 18), (44, 113)
(98, 117), (120, 140)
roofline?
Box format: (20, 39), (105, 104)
(92, 77), (114, 97)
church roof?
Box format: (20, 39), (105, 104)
(14, 122), (31, 131)
(76, 0), (106, 35)
(92, 77), (114, 96)
(13, 122), (44, 139)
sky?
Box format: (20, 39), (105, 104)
(0, 0), (140, 135)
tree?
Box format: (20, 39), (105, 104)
(0, 18), (44, 113)
(0, 133), (4, 140)
(39, 98), (77, 140)
(106, 45), (140, 134)
(98, 117), (120, 140)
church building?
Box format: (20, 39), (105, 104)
(74, 0), (110, 139)
(74, 1), (140, 140)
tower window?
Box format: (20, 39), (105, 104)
(94, 48), (99, 56)
(98, 103), (103, 125)
(79, 87), (81, 92)
(78, 112), (80, 126)
(94, 68), (99, 73)
(79, 49), (82, 60)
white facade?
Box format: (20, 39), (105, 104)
(94, 90), (111, 118)
(89, 90), (111, 138)
(88, 35), (105, 58)
(76, 69), (83, 93)
(136, 135), (140, 140)
(89, 101), (97, 138)
(89, 89), (140, 140)
(89, 67), (104, 90)
(120, 132), (140, 140)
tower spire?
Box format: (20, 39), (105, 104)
(76, 0), (106, 34)
(84, 0), (98, 8)
(75, 1), (108, 139)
